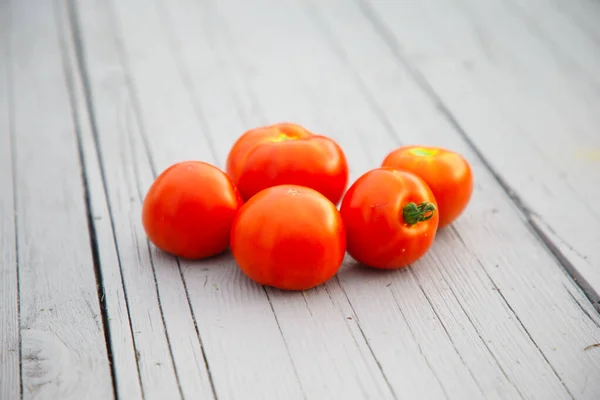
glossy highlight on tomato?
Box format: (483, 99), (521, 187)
(340, 168), (439, 269)
(382, 145), (473, 228)
(142, 161), (243, 259)
(230, 185), (346, 290)
(226, 122), (349, 204)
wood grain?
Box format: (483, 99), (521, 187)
(0, 1), (20, 397)
(151, 0), (484, 397)
(51, 0), (600, 398)
(57, 0), (144, 398)
(67, 0), (215, 398)
(153, 0), (596, 398)
(7, 0), (113, 398)
(316, 0), (600, 397)
(72, 0), (394, 397)
(361, 0), (600, 309)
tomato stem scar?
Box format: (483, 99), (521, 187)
(410, 148), (436, 157)
(403, 202), (436, 226)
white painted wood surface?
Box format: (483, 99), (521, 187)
(192, 0), (600, 398)
(0, 2), (19, 398)
(65, 0), (214, 399)
(3, 0), (114, 398)
(361, 0), (600, 308)
(57, 1), (144, 398)
(3, 0), (600, 399)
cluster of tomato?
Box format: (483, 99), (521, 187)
(142, 123), (473, 291)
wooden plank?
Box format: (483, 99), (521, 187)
(505, 0), (600, 87)
(140, 0), (494, 398)
(551, 0), (600, 45)
(154, 0), (592, 398)
(57, 1), (144, 399)
(72, 0), (398, 398)
(314, 0), (600, 397)
(68, 0), (600, 399)
(0, 1), (20, 398)
(67, 0), (214, 399)
(360, 0), (600, 308)
(7, 0), (114, 398)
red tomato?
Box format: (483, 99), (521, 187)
(142, 161), (243, 259)
(381, 145), (473, 228)
(226, 123), (348, 204)
(340, 168), (438, 269)
(230, 185), (346, 290)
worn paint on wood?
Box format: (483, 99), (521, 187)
(67, 0), (600, 398)
(4, 0), (600, 398)
(0, 2), (20, 398)
(362, 0), (600, 308)
(6, 0), (113, 398)
(57, 1), (145, 398)
(66, 0), (215, 399)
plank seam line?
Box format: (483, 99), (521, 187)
(303, 0), (401, 148)
(321, 285), (389, 399)
(387, 288), (450, 399)
(451, 227), (575, 399)
(298, 3), (522, 395)
(64, 0), (145, 397)
(564, 285), (600, 330)
(263, 287), (308, 400)
(332, 279), (399, 400)
(115, 55), (185, 399)
(5, 2), (23, 396)
(408, 269), (500, 399)
(143, 245), (185, 399)
(198, 4), (399, 395)
(150, 2), (309, 395)
(194, 1), (269, 127)
(54, 2), (119, 397)
(152, 0), (220, 167)
(104, 0), (220, 396)
(354, 0), (600, 311)
(527, 216), (600, 311)
(423, 258), (525, 398)
(175, 261), (218, 400)
(102, 0), (198, 395)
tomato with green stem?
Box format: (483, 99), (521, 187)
(340, 168), (438, 269)
(382, 145), (473, 228)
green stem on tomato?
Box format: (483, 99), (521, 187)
(403, 202), (436, 226)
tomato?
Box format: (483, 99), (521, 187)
(381, 145), (473, 228)
(230, 185), (346, 290)
(340, 168), (438, 269)
(226, 123), (348, 204)
(142, 161), (243, 259)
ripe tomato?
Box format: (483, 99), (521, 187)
(230, 185), (346, 290)
(142, 161), (243, 259)
(381, 145), (473, 228)
(226, 123), (348, 204)
(340, 168), (438, 269)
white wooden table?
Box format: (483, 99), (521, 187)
(2, 0), (600, 399)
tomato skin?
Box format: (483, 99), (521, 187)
(226, 123), (348, 205)
(381, 145), (473, 228)
(340, 168), (439, 269)
(230, 185), (346, 290)
(142, 161), (243, 259)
